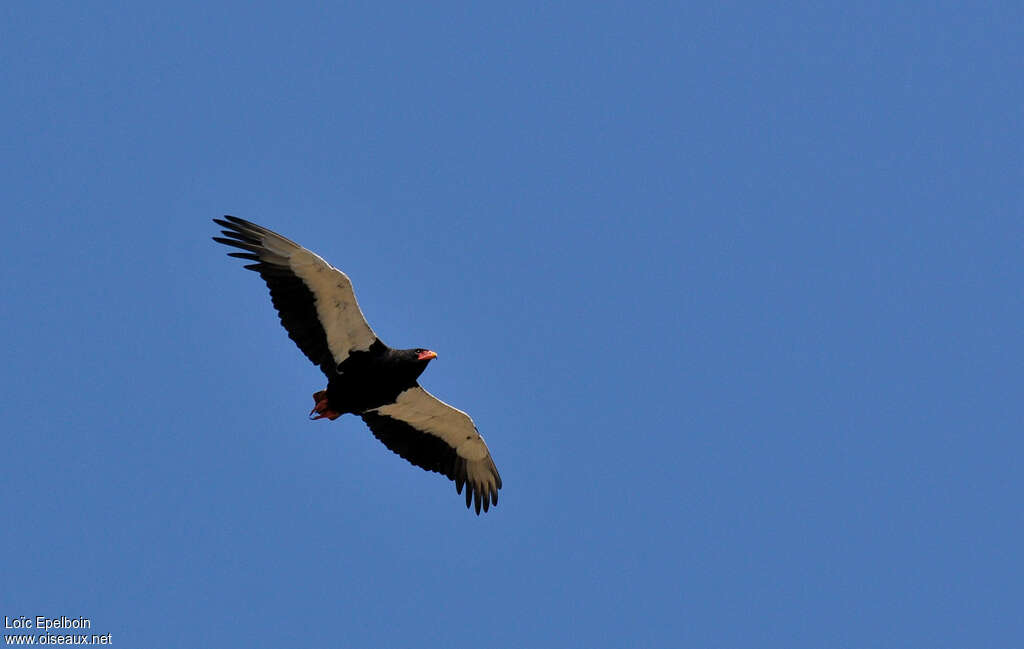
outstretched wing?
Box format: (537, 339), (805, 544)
(361, 386), (503, 514)
(212, 216), (378, 373)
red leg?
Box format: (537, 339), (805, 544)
(309, 389), (341, 420)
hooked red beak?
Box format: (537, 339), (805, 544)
(417, 349), (438, 361)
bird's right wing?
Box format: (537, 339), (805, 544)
(212, 216), (379, 373)
(361, 386), (502, 514)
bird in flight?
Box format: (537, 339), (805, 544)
(212, 216), (502, 514)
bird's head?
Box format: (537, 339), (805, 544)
(382, 348), (437, 382)
(388, 347), (437, 380)
(402, 348), (437, 380)
(413, 348), (438, 363)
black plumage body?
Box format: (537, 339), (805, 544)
(325, 341), (431, 415)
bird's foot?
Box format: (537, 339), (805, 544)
(309, 390), (341, 421)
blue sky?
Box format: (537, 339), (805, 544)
(2, 2), (1021, 647)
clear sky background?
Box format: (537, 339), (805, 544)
(2, 2), (1021, 648)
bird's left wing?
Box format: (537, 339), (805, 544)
(212, 216), (378, 373)
(361, 386), (503, 514)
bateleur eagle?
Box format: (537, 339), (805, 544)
(212, 216), (502, 514)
